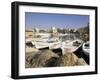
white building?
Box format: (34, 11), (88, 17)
(52, 27), (57, 33)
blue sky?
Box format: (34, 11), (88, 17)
(25, 12), (89, 29)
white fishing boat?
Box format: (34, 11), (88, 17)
(34, 42), (49, 49)
(49, 41), (61, 50)
(34, 37), (61, 50)
(26, 38), (33, 43)
(25, 38), (39, 53)
(31, 41), (35, 46)
(34, 39), (49, 49)
(26, 38), (35, 46)
(43, 37), (61, 50)
(82, 41), (89, 56)
(34, 34), (53, 49)
(61, 39), (82, 55)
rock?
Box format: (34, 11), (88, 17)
(26, 50), (59, 68)
(54, 53), (87, 66)
(54, 53), (79, 66)
(76, 58), (88, 65)
(25, 50), (88, 68)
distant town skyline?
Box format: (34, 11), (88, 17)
(25, 12), (89, 30)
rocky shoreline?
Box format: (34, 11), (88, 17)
(25, 48), (88, 68)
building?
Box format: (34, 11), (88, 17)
(25, 29), (34, 38)
(52, 27), (57, 33)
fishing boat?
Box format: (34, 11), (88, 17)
(34, 38), (49, 49)
(26, 38), (35, 47)
(82, 41), (89, 56)
(35, 37), (61, 50)
(33, 33), (52, 49)
(48, 39), (61, 50)
(61, 39), (83, 55)
(25, 38), (39, 53)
